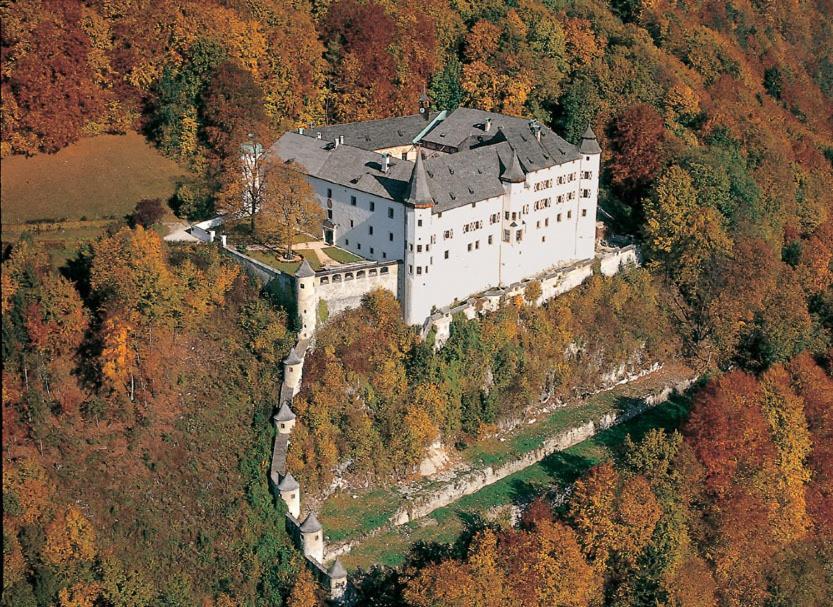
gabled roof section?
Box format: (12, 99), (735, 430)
(406, 149), (433, 206)
(295, 259), (315, 278)
(306, 112), (440, 151)
(274, 402), (296, 422)
(300, 512), (322, 533)
(277, 473), (299, 491)
(500, 147), (525, 183)
(579, 126), (602, 154)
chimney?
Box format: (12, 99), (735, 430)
(485, 118), (492, 132)
(316, 132), (321, 139)
(333, 137), (339, 149)
(340, 135), (345, 145)
(382, 153), (390, 172)
(298, 127), (305, 134)
(529, 120), (541, 142)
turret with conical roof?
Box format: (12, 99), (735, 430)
(273, 402), (296, 434)
(406, 149), (433, 208)
(283, 346), (305, 396)
(579, 126), (601, 155)
(299, 512), (324, 562)
(278, 473), (300, 518)
(295, 258), (317, 340)
(328, 558), (348, 599)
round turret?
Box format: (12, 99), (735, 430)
(295, 260), (317, 340)
(328, 558), (348, 599)
(283, 346), (304, 395)
(277, 473), (301, 519)
(299, 512), (324, 563)
(273, 402), (297, 435)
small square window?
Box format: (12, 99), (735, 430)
(417, 266), (422, 275)
(444, 250), (449, 259)
(388, 208), (394, 218)
(582, 209), (587, 217)
(488, 235), (493, 245)
(418, 219), (423, 227)
(417, 244), (422, 252)
(383, 252), (387, 258)
(351, 195), (357, 206)
(370, 201), (375, 211)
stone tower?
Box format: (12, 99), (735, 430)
(283, 347), (304, 396)
(273, 402), (296, 435)
(299, 512), (324, 563)
(328, 558), (348, 599)
(577, 126), (601, 260)
(277, 473), (300, 519)
(295, 259), (317, 340)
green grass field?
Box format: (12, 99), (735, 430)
(1, 132), (186, 224)
(322, 246), (363, 264)
(341, 392), (694, 570)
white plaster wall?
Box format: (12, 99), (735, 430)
(577, 151), (601, 260)
(309, 177), (405, 264)
(316, 264), (399, 318)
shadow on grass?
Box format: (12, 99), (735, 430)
(594, 393), (693, 457)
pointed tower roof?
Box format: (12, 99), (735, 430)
(500, 147), (526, 183)
(295, 258), (315, 278)
(579, 126), (601, 154)
(277, 472), (299, 491)
(300, 512), (322, 533)
(285, 346), (303, 365)
(405, 149), (433, 207)
(328, 558), (347, 579)
(274, 402), (296, 422)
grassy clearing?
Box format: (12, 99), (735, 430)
(319, 488), (401, 543)
(244, 248), (323, 275)
(1, 221), (115, 268)
(322, 246), (364, 264)
(1, 132), (186, 224)
(341, 393), (693, 571)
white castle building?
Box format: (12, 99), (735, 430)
(272, 103), (602, 326)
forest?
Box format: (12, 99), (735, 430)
(2, 0), (833, 605)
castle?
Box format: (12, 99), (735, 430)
(271, 102), (602, 327)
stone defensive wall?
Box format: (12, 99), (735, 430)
(423, 244), (640, 347)
(314, 261), (398, 319)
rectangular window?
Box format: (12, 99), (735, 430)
(327, 209), (333, 219)
(444, 250), (449, 259)
(516, 229), (523, 241)
(388, 208), (394, 218)
(357, 242), (362, 250)
(567, 210), (572, 219)
(409, 264), (413, 274)
(327, 188), (332, 198)
(370, 201), (375, 211)
(417, 244), (422, 253)
(503, 229), (510, 242)
(418, 219), (423, 227)
(582, 189), (591, 198)
(557, 213), (562, 222)
(490, 213), (499, 224)
(345, 239), (349, 245)
(545, 218), (549, 227)
(409, 244), (413, 252)
(488, 235), (493, 245)
(475, 240), (480, 250)
(417, 266), (422, 275)
(505, 211), (510, 220)
(401, 152), (408, 160)
(582, 171), (592, 179)
(370, 247), (374, 254)
(351, 195), (357, 206)
(383, 252), (387, 258)
(542, 236), (546, 242)
(582, 209), (587, 217)
(389, 232), (394, 241)
(467, 243), (473, 252)
(444, 229), (454, 239)
(369, 226), (374, 235)
(536, 220), (541, 228)
(350, 219), (354, 228)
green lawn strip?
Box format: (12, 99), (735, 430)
(341, 394), (692, 571)
(319, 488), (402, 543)
(2, 222), (113, 268)
(322, 246), (364, 264)
(2, 132), (186, 224)
(244, 248), (322, 274)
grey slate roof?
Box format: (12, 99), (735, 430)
(295, 259), (315, 278)
(274, 402), (296, 422)
(277, 472), (299, 491)
(307, 112), (439, 151)
(272, 107), (585, 214)
(500, 147), (525, 183)
(406, 149), (433, 205)
(328, 558), (348, 578)
(579, 126), (602, 154)
(300, 512), (322, 533)
(285, 346), (303, 365)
